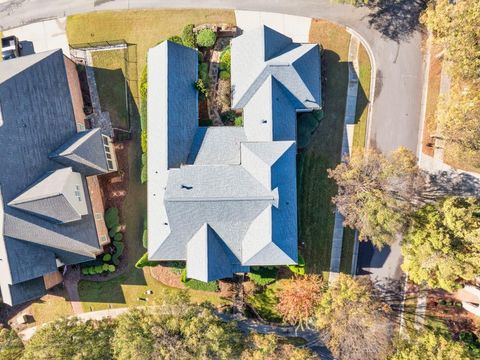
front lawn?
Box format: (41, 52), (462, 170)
(300, 20), (350, 274)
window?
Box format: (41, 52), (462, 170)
(106, 153), (112, 160)
(107, 160), (114, 170)
(102, 135), (109, 146)
(74, 185), (81, 201)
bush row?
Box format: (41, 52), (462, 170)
(81, 263), (116, 275)
(180, 269), (219, 292)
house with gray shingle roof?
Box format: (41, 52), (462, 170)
(147, 26), (321, 282)
(0, 49), (117, 305)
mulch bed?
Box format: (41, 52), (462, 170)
(150, 265), (185, 289)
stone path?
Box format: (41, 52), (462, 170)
(328, 34), (360, 284)
(63, 267), (83, 315)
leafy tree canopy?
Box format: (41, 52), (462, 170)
(389, 330), (471, 360)
(22, 317), (115, 360)
(402, 196), (480, 292)
(196, 29), (217, 48)
(328, 147), (424, 248)
(240, 333), (318, 360)
(315, 275), (392, 360)
(276, 274), (322, 328)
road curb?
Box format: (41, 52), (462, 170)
(346, 26), (376, 151)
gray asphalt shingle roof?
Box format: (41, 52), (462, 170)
(0, 50), (103, 305)
(148, 27), (320, 282)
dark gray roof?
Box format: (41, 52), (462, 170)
(1, 277), (47, 306)
(50, 128), (110, 176)
(0, 50), (102, 306)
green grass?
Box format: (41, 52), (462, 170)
(78, 267), (228, 312)
(300, 20), (350, 274)
(91, 49), (129, 129)
(67, 9), (235, 90)
(247, 280), (290, 323)
(353, 44), (371, 151)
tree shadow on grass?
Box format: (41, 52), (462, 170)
(367, 0), (428, 42)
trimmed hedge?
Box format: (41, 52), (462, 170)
(288, 255), (306, 276)
(195, 79), (209, 99)
(102, 253), (112, 262)
(105, 208), (119, 229)
(113, 232), (123, 241)
(198, 62), (209, 84)
(112, 241), (124, 265)
(219, 47), (231, 72)
(249, 266), (278, 286)
(219, 70), (230, 80)
(196, 29), (216, 48)
(135, 252), (160, 268)
(220, 110), (236, 124)
(142, 218), (148, 249)
(181, 24), (196, 48)
(168, 35), (183, 45)
(181, 269), (218, 291)
(108, 225), (121, 237)
(234, 116), (243, 127)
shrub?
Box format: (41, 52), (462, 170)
(168, 35), (183, 45)
(112, 241), (124, 265)
(198, 62), (209, 84)
(113, 233), (123, 241)
(81, 268), (89, 275)
(94, 265), (103, 274)
(141, 130), (147, 153)
(104, 208), (119, 229)
(139, 65), (148, 100)
(219, 70), (230, 80)
(108, 264), (116, 272)
(102, 254), (112, 262)
(180, 269), (218, 291)
(249, 267), (278, 286)
(288, 255), (306, 276)
(135, 252), (160, 268)
(102, 263), (110, 272)
(219, 47), (231, 72)
(181, 24), (196, 48)
(196, 29), (216, 48)
(195, 79), (209, 98)
(234, 116), (243, 127)
(220, 110), (236, 124)
(199, 119), (213, 126)
(142, 218), (148, 249)
(88, 267), (96, 275)
(109, 225), (121, 237)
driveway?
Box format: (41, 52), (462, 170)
(3, 17), (70, 57)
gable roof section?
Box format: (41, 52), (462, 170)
(49, 128), (109, 176)
(0, 49), (58, 84)
(231, 25), (321, 110)
(186, 224), (242, 282)
(8, 167), (88, 223)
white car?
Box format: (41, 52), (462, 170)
(2, 36), (22, 60)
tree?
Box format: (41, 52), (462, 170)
(401, 196), (480, 292)
(276, 275), (322, 328)
(422, 0), (480, 82)
(437, 84), (480, 170)
(240, 333), (318, 360)
(112, 290), (242, 360)
(22, 317), (115, 360)
(196, 29), (216, 48)
(328, 147), (424, 248)
(389, 330), (471, 360)
(0, 326), (24, 360)
(314, 275), (392, 360)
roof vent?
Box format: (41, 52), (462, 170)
(181, 184), (193, 190)
(261, 120), (268, 124)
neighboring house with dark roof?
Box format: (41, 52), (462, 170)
(147, 26), (321, 282)
(0, 49), (118, 305)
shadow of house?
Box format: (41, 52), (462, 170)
(368, 0), (428, 42)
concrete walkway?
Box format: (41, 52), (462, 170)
(234, 10), (311, 43)
(328, 34), (360, 284)
(63, 267), (83, 315)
